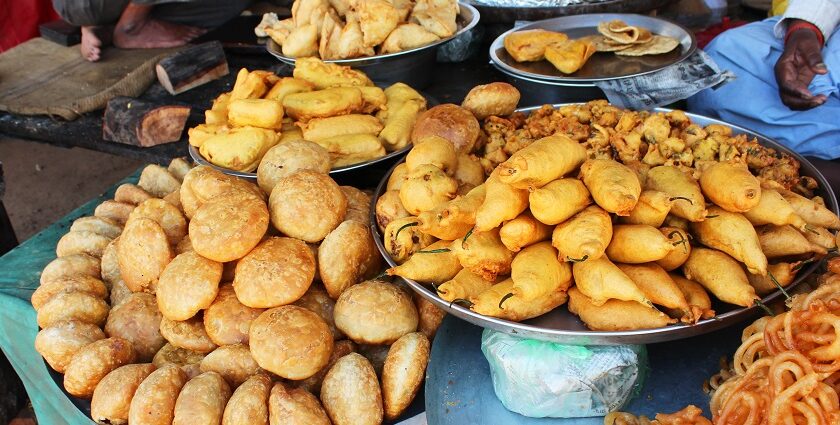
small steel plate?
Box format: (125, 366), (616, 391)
(369, 105), (839, 345)
(489, 13), (697, 84)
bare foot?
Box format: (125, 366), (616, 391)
(113, 18), (206, 49)
(80, 26), (102, 61)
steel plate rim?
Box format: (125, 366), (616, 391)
(266, 2), (480, 66)
(369, 104), (838, 345)
(489, 13), (697, 83)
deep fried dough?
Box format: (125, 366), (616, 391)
(204, 284), (264, 346)
(268, 170), (347, 243)
(91, 363), (156, 425)
(64, 337), (136, 398)
(35, 321), (105, 373)
(199, 344), (263, 388)
(249, 306), (333, 379)
(157, 251), (222, 321)
(159, 314), (218, 353)
(334, 280), (418, 344)
(105, 293), (165, 362)
(234, 237), (316, 308)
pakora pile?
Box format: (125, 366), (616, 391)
(376, 82), (840, 331)
(255, 0), (460, 59)
(189, 58), (426, 173)
(34, 160), (443, 424)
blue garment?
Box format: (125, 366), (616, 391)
(688, 17), (840, 159)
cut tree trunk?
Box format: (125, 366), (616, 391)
(156, 41), (229, 95)
(102, 97), (190, 147)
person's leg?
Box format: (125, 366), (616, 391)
(112, 2), (206, 49)
(51, 0), (129, 61)
(150, 0), (253, 28)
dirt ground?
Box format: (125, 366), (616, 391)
(0, 137), (143, 242)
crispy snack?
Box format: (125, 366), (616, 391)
(699, 162), (761, 213)
(529, 178), (591, 225)
(159, 314), (218, 353)
(35, 321), (105, 373)
(230, 69), (271, 101)
(656, 227), (692, 271)
(292, 57), (373, 89)
(257, 141), (331, 194)
(779, 188), (840, 229)
(572, 257), (650, 306)
(128, 364), (189, 425)
(499, 210), (553, 252)
(199, 126), (279, 173)
(98, 238), (121, 286)
(461, 82), (521, 120)
(545, 39), (596, 74)
(222, 373), (272, 425)
(690, 206), (767, 275)
(474, 170), (529, 231)
(265, 77), (314, 102)
(682, 248), (758, 307)
(386, 240), (462, 283)
(598, 20), (652, 44)
(94, 200), (135, 226)
(357, 344), (391, 377)
(382, 332), (430, 420)
(334, 280), (418, 344)
(415, 296), (446, 339)
(437, 269), (496, 303)
(450, 228), (514, 281)
(105, 293), (166, 362)
(269, 170), (347, 243)
(202, 284), (264, 346)
(128, 198), (187, 246)
(234, 237), (315, 308)
(282, 24), (319, 57)
(189, 192), (269, 262)
(172, 371), (232, 425)
(580, 159), (641, 216)
(340, 186), (371, 224)
(268, 382), (331, 425)
(199, 344), (263, 388)
(411, 104), (480, 154)
(470, 278), (568, 321)
(580, 35), (631, 52)
(411, 0), (458, 37)
(498, 135), (587, 189)
(181, 166), (265, 219)
(747, 261), (801, 296)
(152, 343), (205, 379)
(294, 284), (345, 340)
(510, 241), (572, 301)
(316, 133), (387, 167)
(454, 154), (485, 187)
(31, 275), (108, 311)
(110, 279), (132, 308)
(320, 353), (384, 425)
(39, 253), (101, 286)
(503, 29), (569, 62)
(319, 221), (379, 298)
(614, 36), (679, 56)
(114, 183), (153, 206)
(380, 23), (440, 54)
(552, 205), (613, 262)
(299, 114), (383, 141)
(37, 291), (109, 329)
(295, 339), (356, 395)
(416, 184), (484, 240)
(117, 217), (172, 293)
(70, 216), (122, 239)
(607, 224), (675, 264)
(91, 363), (157, 425)
(157, 251), (222, 321)
(227, 99), (285, 130)
(56, 230), (112, 258)
(399, 164), (459, 215)
(64, 337), (137, 398)
(406, 135), (458, 175)
(382, 216), (436, 263)
(388, 163), (410, 191)
(138, 164), (181, 198)
(568, 287), (674, 331)
(249, 306), (333, 379)
(757, 224), (827, 258)
(380, 83), (426, 152)
(620, 190), (672, 227)
(645, 166), (707, 222)
(668, 274), (714, 322)
(617, 263), (692, 322)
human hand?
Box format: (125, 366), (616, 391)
(774, 20), (828, 110)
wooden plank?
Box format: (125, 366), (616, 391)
(155, 41), (229, 95)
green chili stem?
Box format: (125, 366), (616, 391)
(706, 215), (719, 219)
(395, 221), (419, 238)
(498, 293), (515, 309)
(567, 255), (589, 263)
(450, 298), (473, 308)
(804, 224), (820, 235)
(669, 196), (693, 204)
(754, 299), (774, 316)
(416, 248), (451, 254)
(668, 230), (688, 253)
(431, 282), (446, 295)
(767, 271), (790, 301)
(462, 227), (474, 249)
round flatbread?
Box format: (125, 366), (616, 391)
(615, 35), (680, 56)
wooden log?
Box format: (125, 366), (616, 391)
(156, 41), (229, 95)
(102, 97), (190, 147)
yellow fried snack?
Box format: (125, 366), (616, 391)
(380, 22), (440, 54)
(227, 98), (284, 130)
(118, 217), (172, 293)
(320, 353), (383, 425)
(199, 126), (279, 173)
(415, 296), (446, 339)
(380, 99), (424, 152)
(319, 220), (380, 298)
(91, 363), (157, 425)
(470, 278), (568, 321)
(190, 192), (269, 262)
(128, 364), (189, 425)
(230, 69), (270, 100)
(399, 164), (459, 215)
(503, 29), (569, 62)
(94, 200), (134, 226)
(617, 263), (691, 321)
(454, 154), (485, 187)
(268, 170), (347, 243)
(293, 284), (345, 340)
(268, 382), (331, 425)
(311, 133), (386, 166)
(37, 291), (109, 329)
(620, 190), (672, 227)
(265, 77), (314, 102)
(804, 224), (836, 250)
(757, 224), (827, 258)
(778, 188), (840, 229)
(64, 337), (136, 398)
(406, 135), (458, 175)
(221, 373), (271, 425)
(656, 227), (692, 271)
(450, 228), (515, 281)
(568, 287), (675, 331)
(606, 224), (676, 264)
(382, 332), (430, 420)
(511, 241), (572, 300)
(127, 198), (187, 246)
(199, 344), (262, 388)
(160, 314), (217, 354)
(645, 166), (707, 222)
(699, 162), (761, 213)
(292, 57), (374, 89)
(282, 24), (319, 58)
(411, 104), (481, 154)
(334, 280), (418, 344)
(382, 216), (435, 263)
(690, 206), (767, 275)
(295, 339), (356, 395)
(234, 237), (315, 308)
(436, 269), (495, 302)
(250, 306), (333, 379)
(746, 261), (802, 296)
(742, 187), (807, 230)
(386, 240), (462, 283)
(298, 114), (384, 142)
(104, 293), (165, 362)
(171, 371), (232, 425)
(552, 205), (612, 262)
(461, 82), (521, 120)
(669, 274), (715, 322)
(282, 87), (364, 121)
(474, 170), (530, 231)
(357, 86), (387, 114)
(572, 257), (650, 306)
(69, 216), (122, 239)
(31, 275), (108, 311)
(417, 184), (485, 240)
(498, 135), (586, 189)
(598, 19), (652, 44)
(35, 321), (105, 373)
(387, 162), (409, 191)
(257, 140), (331, 194)
(39, 253), (101, 286)
(545, 39), (596, 74)
(499, 210), (553, 252)
(56, 230), (112, 258)
(580, 159), (641, 216)
(204, 284), (264, 346)
(152, 343), (204, 378)
(682, 247), (758, 307)
(529, 178), (592, 225)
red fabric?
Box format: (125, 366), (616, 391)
(695, 17), (749, 49)
(0, 0), (60, 52)
(785, 21), (825, 46)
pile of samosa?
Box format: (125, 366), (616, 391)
(377, 102), (840, 331)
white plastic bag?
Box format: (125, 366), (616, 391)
(481, 329), (647, 418)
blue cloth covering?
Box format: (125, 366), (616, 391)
(688, 17), (840, 159)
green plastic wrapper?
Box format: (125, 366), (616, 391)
(480, 329), (647, 418)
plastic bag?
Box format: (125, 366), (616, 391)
(480, 329), (647, 418)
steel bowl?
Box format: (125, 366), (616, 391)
(467, 0), (672, 24)
(266, 3), (480, 88)
(370, 105), (839, 345)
